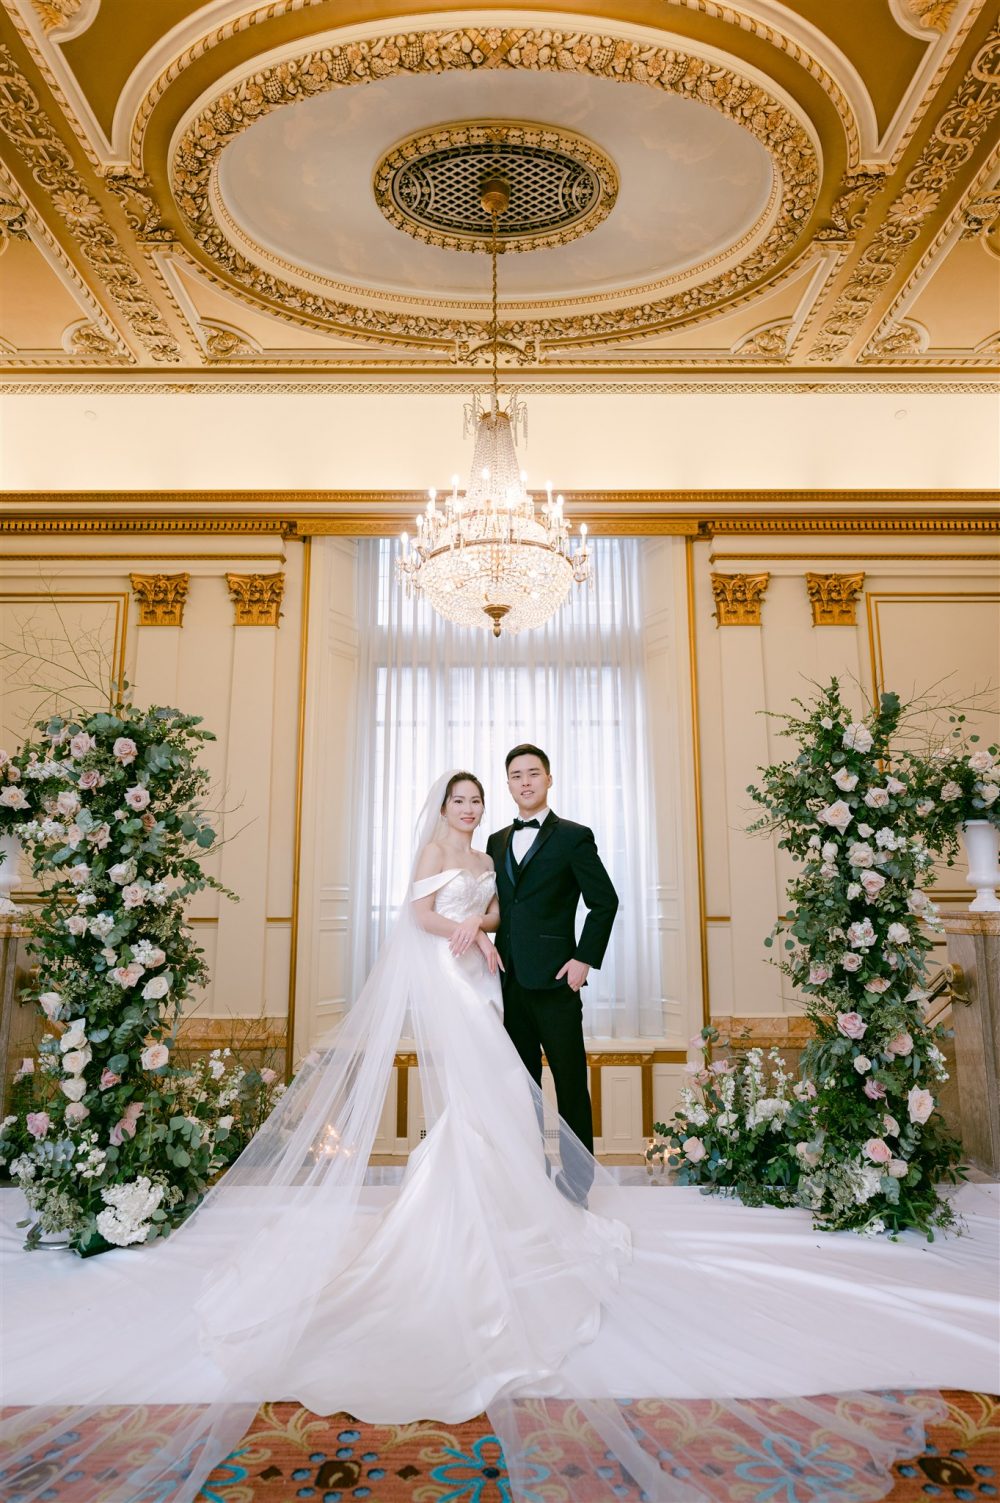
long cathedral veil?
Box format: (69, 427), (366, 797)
(0, 773), (974, 1502)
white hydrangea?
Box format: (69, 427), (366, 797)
(96, 1176), (164, 1247)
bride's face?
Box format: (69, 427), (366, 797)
(443, 781), (484, 834)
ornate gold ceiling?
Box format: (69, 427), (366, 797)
(0, 0), (997, 390)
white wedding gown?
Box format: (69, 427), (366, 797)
(1, 824), (998, 1503)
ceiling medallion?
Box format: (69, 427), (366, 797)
(373, 121), (618, 254)
(397, 176), (591, 638)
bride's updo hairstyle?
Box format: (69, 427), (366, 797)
(441, 771), (485, 810)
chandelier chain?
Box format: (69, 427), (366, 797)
(490, 208), (499, 411)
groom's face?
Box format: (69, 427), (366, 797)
(507, 755), (552, 815)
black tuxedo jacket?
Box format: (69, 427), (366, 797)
(486, 812), (619, 991)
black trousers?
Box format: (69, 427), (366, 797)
(502, 968), (594, 1191)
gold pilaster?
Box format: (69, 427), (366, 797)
(805, 571), (866, 625)
(711, 572), (770, 626)
(226, 572), (285, 627)
(129, 571), (189, 626)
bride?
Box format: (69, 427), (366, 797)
(1, 772), (994, 1503)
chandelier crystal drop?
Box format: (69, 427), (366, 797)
(397, 176), (591, 637)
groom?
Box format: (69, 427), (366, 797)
(487, 744), (618, 1202)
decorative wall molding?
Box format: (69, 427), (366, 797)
(129, 571), (190, 625)
(805, 570), (866, 625)
(226, 570), (285, 625)
(710, 571), (770, 625)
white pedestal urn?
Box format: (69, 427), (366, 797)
(0, 832), (24, 916)
(961, 820), (1000, 913)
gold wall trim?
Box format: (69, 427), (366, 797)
(2, 552), (286, 561)
(685, 538), (710, 1029)
(2, 381), (996, 394)
(285, 536), (311, 1075)
(710, 551), (1000, 560)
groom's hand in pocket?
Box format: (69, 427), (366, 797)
(557, 958), (590, 992)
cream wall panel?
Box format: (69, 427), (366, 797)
(265, 548), (303, 919)
(652, 1062), (686, 1127)
(264, 924), (291, 1022)
(600, 1066), (644, 1154)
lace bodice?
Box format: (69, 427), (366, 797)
(411, 867), (496, 921)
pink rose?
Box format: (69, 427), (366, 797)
(883, 1113), (900, 1137)
(864, 977), (890, 993)
(64, 1102), (89, 1125)
(67, 862), (91, 886)
(113, 737), (138, 765)
(864, 1136), (892, 1164)
(682, 1137), (707, 1163)
(887, 1032), (913, 1057)
(26, 1111), (51, 1139)
(863, 1079), (887, 1100)
(56, 790), (80, 817)
(840, 952), (863, 972)
(110, 1101), (144, 1144)
(837, 1011), (867, 1040)
(15, 1056), (34, 1078)
(907, 1085), (934, 1124)
(68, 732), (96, 759)
(140, 1043), (169, 1071)
(66, 914), (89, 937)
(111, 962), (145, 988)
(259, 1067), (278, 1085)
(888, 1158), (908, 1178)
(100, 1068), (121, 1090)
(121, 884), (146, 909)
(78, 768), (103, 790)
(124, 785), (151, 812)
(860, 871), (886, 899)
(0, 787), (29, 810)
(808, 963), (831, 986)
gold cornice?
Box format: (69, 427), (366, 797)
(3, 494), (997, 538)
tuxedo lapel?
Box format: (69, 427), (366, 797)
(515, 810), (560, 882)
(499, 825), (516, 887)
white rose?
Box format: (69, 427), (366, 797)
(978, 783), (999, 806)
(68, 732), (96, 759)
(885, 777), (906, 795)
(64, 1102), (89, 1125)
(940, 781), (962, 802)
(60, 1020), (87, 1051)
(108, 861), (135, 885)
(124, 785), (151, 812)
(821, 842), (838, 861)
(140, 1042), (170, 1071)
(38, 991), (62, 1019)
(65, 914), (89, 936)
(61, 1077), (87, 1101)
(860, 870), (886, 899)
(907, 1086), (935, 1124)
(820, 717), (834, 730)
(864, 787), (890, 809)
(857, 823), (874, 838)
(886, 922), (910, 946)
(67, 862), (90, 886)
(915, 799), (935, 816)
(121, 884), (147, 909)
(968, 749), (994, 773)
(819, 801), (853, 833)
(682, 1137), (706, 1163)
(62, 1047), (91, 1075)
(888, 1159), (909, 1179)
(853, 1055), (871, 1073)
(217, 1115), (233, 1129)
(141, 975), (169, 1001)
(0, 786), (29, 810)
(847, 882), (862, 900)
(833, 769), (858, 792)
(843, 723), (874, 753)
(847, 842), (875, 868)
(56, 790), (80, 817)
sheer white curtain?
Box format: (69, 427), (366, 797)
(349, 537), (664, 1037)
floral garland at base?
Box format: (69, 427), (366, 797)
(0, 702), (246, 1254)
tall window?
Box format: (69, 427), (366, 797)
(350, 537), (665, 1037)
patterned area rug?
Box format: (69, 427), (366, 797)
(198, 1391), (999, 1502)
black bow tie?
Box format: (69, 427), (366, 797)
(512, 817), (540, 831)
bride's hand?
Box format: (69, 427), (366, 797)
(476, 931), (504, 974)
(449, 915), (482, 956)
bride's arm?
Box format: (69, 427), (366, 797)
(479, 893), (500, 934)
(410, 844), (485, 953)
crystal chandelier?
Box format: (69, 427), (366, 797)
(397, 177), (591, 637)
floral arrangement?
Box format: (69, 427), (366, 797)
(0, 699), (250, 1254)
(909, 713), (999, 834)
(651, 681), (969, 1239)
(646, 1027), (803, 1206)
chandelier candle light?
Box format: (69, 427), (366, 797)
(397, 176), (591, 636)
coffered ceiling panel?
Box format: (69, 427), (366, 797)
(0, 0), (997, 389)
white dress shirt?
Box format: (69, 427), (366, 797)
(511, 805), (550, 865)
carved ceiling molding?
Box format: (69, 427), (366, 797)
(808, 20), (1000, 364)
(878, 0), (984, 166)
(0, 378), (996, 396)
(29, 0), (97, 37)
(893, 0), (962, 34)
(170, 26), (819, 351)
(0, 47), (183, 361)
(861, 144), (1000, 364)
(0, 160), (129, 363)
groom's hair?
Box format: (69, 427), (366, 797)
(505, 743), (550, 774)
